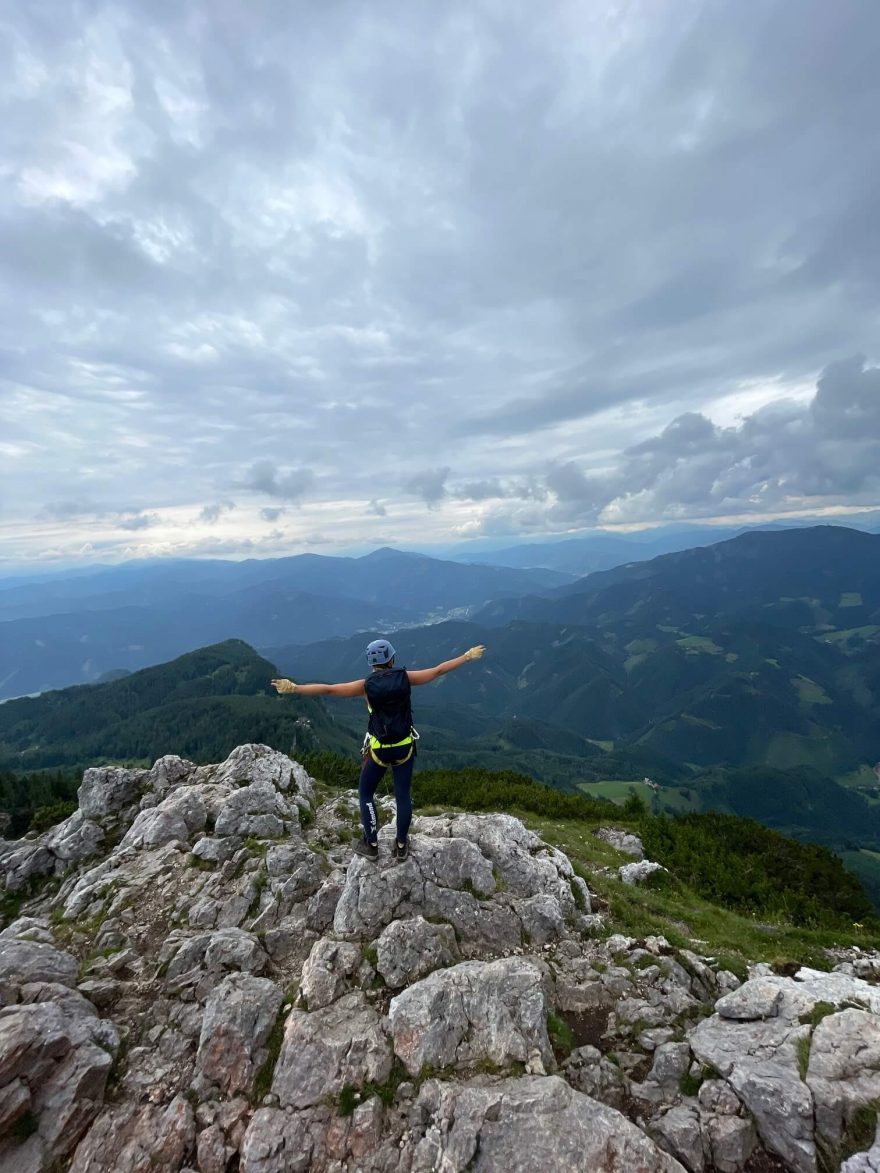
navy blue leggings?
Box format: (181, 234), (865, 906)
(358, 748), (414, 844)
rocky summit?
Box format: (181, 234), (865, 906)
(1, 747), (880, 1171)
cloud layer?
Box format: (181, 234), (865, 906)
(1, 1), (878, 565)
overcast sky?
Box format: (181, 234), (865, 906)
(1, 0), (878, 569)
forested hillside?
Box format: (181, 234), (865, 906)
(0, 640), (359, 775)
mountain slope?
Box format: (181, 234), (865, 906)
(0, 640), (359, 769)
(479, 525), (880, 634)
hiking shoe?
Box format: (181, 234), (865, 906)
(353, 838), (379, 860)
(393, 839), (409, 861)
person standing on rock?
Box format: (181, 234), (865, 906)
(271, 640), (486, 860)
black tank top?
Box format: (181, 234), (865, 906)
(364, 668), (413, 745)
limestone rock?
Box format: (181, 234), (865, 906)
(267, 844), (324, 910)
(596, 827), (645, 858)
(411, 1075), (685, 1172)
(213, 745), (314, 811)
(196, 973), (283, 1096)
(155, 787), (207, 835)
(388, 957), (552, 1076)
(239, 1107), (316, 1173)
(0, 841), (54, 893)
(0, 936), (78, 988)
(807, 1008), (880, 1148)
(619, 859), (667, 885)
(705, 1114), (757, 1173)
(689, 1012), (815, 1173)
(69, 1094), (196, 1172)
(271, 991), (391, 1109)
(653, 1104), (706, 1172)
(145, 755), (196, 794)
(375, 916), (459, 989)
(214, 782), (293, 839)
(120, 807), (190, 851)
(518, 893), (565, 944)
(842, 1121), (880, 1171)
(715, 978), (784, 1021)
(648, 1041), (692, 1086)
(192, 836), (241, 864)
(300, 937), (362, 1010)
(44, 812), (105, 864)
(77, 766), (145, 822)
(0, 998), (118, 1169)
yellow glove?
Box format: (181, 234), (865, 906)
(464, 646), (486, 661)
(271, 678), (297, 694)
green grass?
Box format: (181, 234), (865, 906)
(253, 1007), (287, 1100)
(676, 635), (723, 654)
(838, 593), (864, 608)
(792, 676), (832, 707)
(798, 1001), (838, 1028)
(818, 624), (880, 648)
(515, 810), (880, 973)
(576, 780), (699, 815)
(336, 1060), (409, 1115)
(547, 1011), (575, 1058)
(797, 1033), (812, 1081)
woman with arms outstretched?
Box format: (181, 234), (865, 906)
(271, 639), (486, 860)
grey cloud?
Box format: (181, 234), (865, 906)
(540, 358), (880, 526)
(367, 499), (387, 517)
(260, 506), (284, 522)
(240, 461), (314, 501)
(404, 467), (450, 509)
(39, 501), (101, 521)
(200, 500), (236, 524)
(117, 511), (160, 531)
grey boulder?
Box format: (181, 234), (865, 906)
(271, 991), (391, 1109)
(389, 957), (552, 1076)
(376, 915), (459, 989)
(77, 767), (145, 822)
(196, 973), (283, 1096)
(411, 1075), (685, 1172)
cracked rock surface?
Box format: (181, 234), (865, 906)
(0, 744), (879, 1171)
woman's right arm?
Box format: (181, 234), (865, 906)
(407, 646), (486, 686)
(271, 678), (366, 698)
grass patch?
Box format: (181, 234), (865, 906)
(796, 1033), (812, 1081)
(336, 1060), (409, 1116)
(362, 943), (378, 968)
(243, 837), (269, 857)
(187, 854), (215, 871)
(547, 1011), (575, 1058)
(253, 1006), (287, 1100)
(459, 879), (492, 902)
(799, 1001), (838, 1028)
(633, 953), (660, 971)
(676, 635), (723, 655)
(679, 1067), (709, 1097)
(839, 1103), (880, 1166)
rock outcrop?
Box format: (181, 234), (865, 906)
(0, 744), (878, 1171)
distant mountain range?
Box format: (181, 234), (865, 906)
(275, 526), (880, 777)
(0, 549), (568, 701)
(440, 515), (880, 574)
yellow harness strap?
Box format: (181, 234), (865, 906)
(368, 744), (413, 767)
